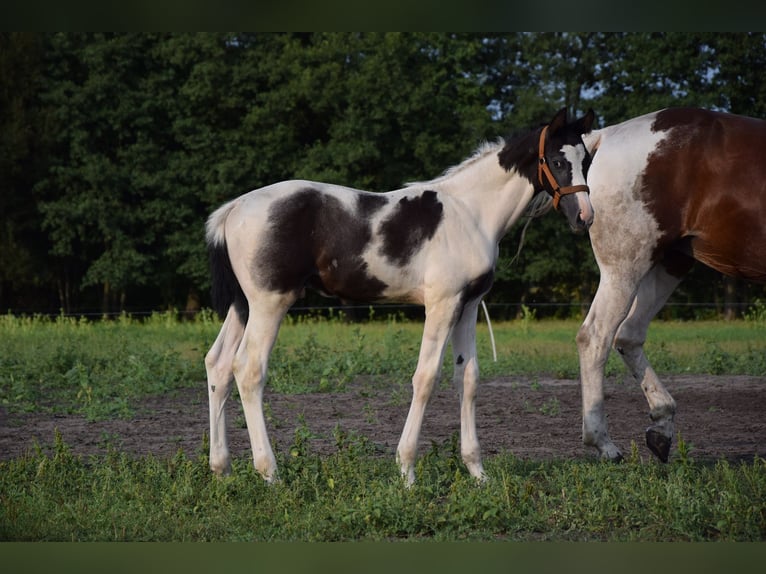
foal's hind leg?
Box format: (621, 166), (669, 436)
(397, 296), (460, 486)
(233, 294), (295, 482)
(613, 262), (687, 462)
(450, 299), (485, 481)
(205, 306), (245, 475)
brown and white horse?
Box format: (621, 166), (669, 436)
(205, 108), (595, 485)
(579, 107), (766, 462)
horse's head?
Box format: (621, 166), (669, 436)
(538, 107), (595, 234)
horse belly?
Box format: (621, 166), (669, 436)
(686, 191), (766, 283)
(691, 237), (766, 283)
(308, 261), (385, 303)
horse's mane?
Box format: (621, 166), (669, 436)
(405, 139), (505, 188)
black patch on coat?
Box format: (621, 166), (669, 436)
(256, 188), (388, 300)
(462, 270), (494, 305)
(497, 128), (541, 188)
(378, 190), (444, 266)
(454, 269), (495, 324)
(356, 193), (388, 218)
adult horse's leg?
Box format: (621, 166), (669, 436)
(576, 272), (641, 461)
(397, 296), (460, 486)
(450, 298), (485, 481)
(205, 305), (245, 475)
(612, 260), (689, 461)
(232, 293), (295, 483)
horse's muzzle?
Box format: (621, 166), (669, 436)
(561, 190), (594, 234)
(573, 209), (594, 234)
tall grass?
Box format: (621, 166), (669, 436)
(0, 311), (211, 420)
(1, 309), (765, 420)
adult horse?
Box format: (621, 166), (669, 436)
(205, 108), (595, 485)
(579, 107), (766, 463)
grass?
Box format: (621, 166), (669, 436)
(1, 430), (764, 541)
(1, 308), (765, 541)
(0, 311), (207, 420)
(2, 310), (765, 420)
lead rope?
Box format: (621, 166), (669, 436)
(481, 300), (497, 362)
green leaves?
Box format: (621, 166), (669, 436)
(3, 33), (766, 314)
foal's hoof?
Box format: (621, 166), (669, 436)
(646, 428), (671, 462)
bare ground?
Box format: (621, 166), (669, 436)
(1, 375), (764, 465)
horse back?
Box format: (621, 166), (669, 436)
(217, 181), (469, 304)
(590, 108), (766, 283)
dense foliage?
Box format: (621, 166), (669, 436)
(2, 33), (766, 316)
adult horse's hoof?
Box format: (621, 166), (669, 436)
(646, 428), (671, 462)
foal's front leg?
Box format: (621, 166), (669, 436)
(450, 299), (485, 481)
(396, 297), (459, 486)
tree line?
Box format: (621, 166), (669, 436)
(2, 32), (765, 318)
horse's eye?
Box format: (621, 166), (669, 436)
(552, 160), (563, 169)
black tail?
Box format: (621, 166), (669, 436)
(209, 239), (249, 324)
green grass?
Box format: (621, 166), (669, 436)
(1, 431), (764, 541)
(1, 310), (765, 541)
(1, 309), (765, 419)
(0, 311), (211, 420)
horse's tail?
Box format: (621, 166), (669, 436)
(206, 200), (248, 324)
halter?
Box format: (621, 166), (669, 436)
(537, 125), (590, 211)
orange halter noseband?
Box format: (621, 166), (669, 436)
(537, 125), (590, 211)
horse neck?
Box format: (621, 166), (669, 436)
(430, 149), (536, 243)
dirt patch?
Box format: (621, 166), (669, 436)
(1, 375), (764, 465)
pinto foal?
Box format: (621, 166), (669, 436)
(205, 108), (595, 485)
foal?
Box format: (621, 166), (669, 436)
(205, 108), (595, 485)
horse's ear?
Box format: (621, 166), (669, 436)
(574, 108), (596, 135)
(548, 107), (568, 135)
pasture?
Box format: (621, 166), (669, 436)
(1, 310), (765, 541)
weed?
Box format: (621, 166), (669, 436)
(539, 397), (561, 417)
(362, 401), (378, 424)
(675, 431), (694, 465)
(744, 299), (766, 326)
(519, 304), (536, 335)
(701, 343), (735, 375)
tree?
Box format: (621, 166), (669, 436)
(0, 33), (52, 311)
(36, 34), (163, 313)
(3, 33), (766, 316)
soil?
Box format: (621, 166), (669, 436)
(1, 375), (764, 465)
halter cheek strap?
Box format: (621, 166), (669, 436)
(537, 125), (590, 211)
